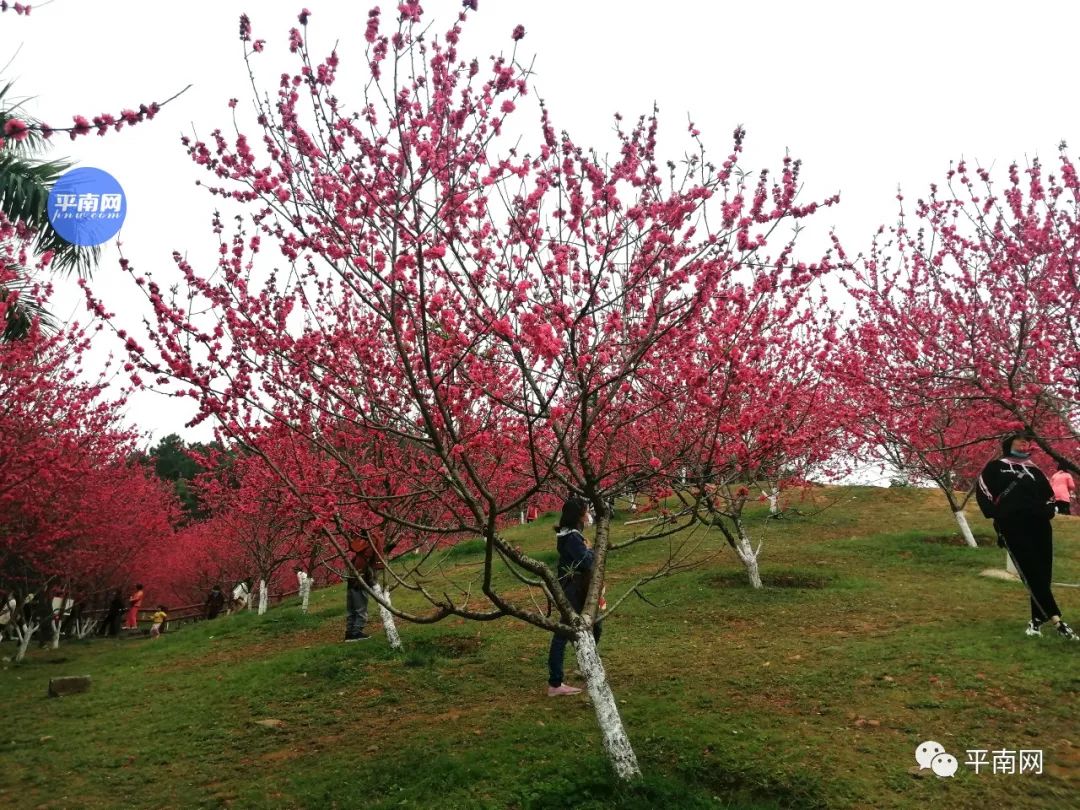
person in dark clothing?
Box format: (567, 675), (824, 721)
(345, 575), (369, 642)
(205, 585), (226, 620)
(976, 433), (1078, 641)
(547, 497), (603, 696)
(344, 530), (380, 642)
(103, 589), (124, 637)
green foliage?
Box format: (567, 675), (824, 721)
(135, 433), (221, 519)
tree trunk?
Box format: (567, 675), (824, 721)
(573, 627), (641, 780)
(257, 579), (268, 615)
(952, 509), (978, 548)
(372, 583), (402, 650)
(766, 486), (780, 516)
(1005, 551), (1018, 576)
(51, 617), (61, 650)
(300, 578), (311, 614)
(734, 518), (763, 589)
(14, 620), (38, 664)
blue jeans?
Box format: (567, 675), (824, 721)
(547, 621), (602, 687)
(547, 578), (602, 686)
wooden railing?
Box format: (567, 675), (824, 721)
(76, 587), (304, 633)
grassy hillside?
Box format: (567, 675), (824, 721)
(2, 486), (1078, 809)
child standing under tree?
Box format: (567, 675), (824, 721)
(149, 605), (167, 639)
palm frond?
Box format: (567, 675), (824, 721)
(0, 82), (100, 276)
(1, 269), (57, 342)
(0, 152), (100, 275)
(0, 82), (53, 157)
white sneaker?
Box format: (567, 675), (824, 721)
(1025, 620), (1042, 637)
(1056, 621), (1079, 641)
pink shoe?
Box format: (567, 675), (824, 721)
(547, 683), (582, 696)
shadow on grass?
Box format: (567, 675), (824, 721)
(283, 742), (826, 810)
(920, 533), (997, 548)
(707, 569), (838, 590)
(510, 771), (817, 810)
(403, 634), (484, 668)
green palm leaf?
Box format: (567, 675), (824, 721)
(0, 82), (100, 276)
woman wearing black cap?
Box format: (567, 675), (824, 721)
(976, 433), (1078, 641)
(546, 497), (603, 695)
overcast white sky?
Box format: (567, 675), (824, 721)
(3, 0), (1079, 451)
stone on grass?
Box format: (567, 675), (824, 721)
(980, 568), (1020, 582)
(48, 675), (92, 697)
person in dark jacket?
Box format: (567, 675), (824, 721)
(205, 585), (226, 620)
(103, 589), (124, 637)
(976, 433), (1078, 640)
(546, 497), (603, 696)
(344, 530), (380, 643)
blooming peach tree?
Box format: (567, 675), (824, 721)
(92, 6), (840, 778)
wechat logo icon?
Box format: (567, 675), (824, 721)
(915, 740), (958, 778)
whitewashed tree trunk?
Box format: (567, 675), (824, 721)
(51, 617), (61, 650)
(1005, 552), (1018, 576)
(573, 626), (641, 780)
(372, 583), (402, 650)
(734, 519), (763, 589)
(519, 508), (526, 525)
(14, 619), (39, 664)
(257, 579), (268, 615)
(766, 487), (780, 516)
(954, 509), (980, 548)
(75, 617), (99, 639)
(953, 510), (978, 548)
(300, 578), (312, 614)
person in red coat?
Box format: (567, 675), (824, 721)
(123, 584), (144, 630)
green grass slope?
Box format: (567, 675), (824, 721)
(2, 486), (1078, 809)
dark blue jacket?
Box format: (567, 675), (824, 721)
(556, 529), (593, 610)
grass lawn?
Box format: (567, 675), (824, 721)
(2, 486), (1078, 809)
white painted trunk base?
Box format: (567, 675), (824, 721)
(953, 510), (978, 548)
(258, 580), (268, 615)
(1005, 552), (1018, 576)
(300, 579), (311, 614)
(764, 487), (780, 515)
(734, 523), (763, 589)
(372, 584), (402, 650)
(573, 627), (641, 780)
(14, 620), (38, 663)
(51, 619), (61, 650)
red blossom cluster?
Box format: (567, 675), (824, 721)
(96, 6), (844, 631)
(0, 221), (177, 632)
(845, 149), (1080, 490)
